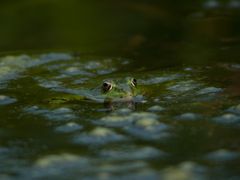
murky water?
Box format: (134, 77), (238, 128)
(1, 0), (240, 179)
(1, 53), (240, 179)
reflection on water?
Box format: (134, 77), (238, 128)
(0, 53), (240, 179)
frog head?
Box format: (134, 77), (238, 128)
(100, 77), (138, 102)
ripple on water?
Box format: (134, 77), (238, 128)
(161, 161), (206, 180)
(124, 120), (170, 141)
(176, 113), (202, 121)
(0, 95), (17, 105)
(95, 112), (158, 127)
(0, 53), (71, 88)
(227, 104), (240, 115)
(24, 106), (77, 121)
(72, 127), (126, 146)
(61, 67), (94, 76)
(35, 153), (89, 167)
(148, 105), (165, 112)
(139, 74), (179, 85)
(96, 112), (170, 141)
(55, 122), (83, 133)
(213, 113), (240, 125)
(0, 147), (29, 177)
(73, 78), (89, 85)
(26, 153), (155, 179)
(53, 59), (119, 79)
(96, 69), (116, 75)
(114, 108), (132, 115)
(84, 61), (102, 69)
(204, 149), (240, 162)
(167, 80), (201, 93)
(38, 53), (72, 62)
(36, 78), (62, 89)
(196, 87), (223, 95)
(84, 60), (117, 74)
(30, 154), (90, 178)
(99, 146), (168, 161)
(95, 161), (155, 179)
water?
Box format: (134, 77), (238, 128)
(0, 53), (240, 179)
(1, 0), (240, 179)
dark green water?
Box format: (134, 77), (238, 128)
(1, 1), (240, 179)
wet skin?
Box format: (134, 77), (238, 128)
(48, 77), (140, 104)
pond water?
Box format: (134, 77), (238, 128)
(1, 0), (240, 179)
(0, 52), (240, 179)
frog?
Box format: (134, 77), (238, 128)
(48, 77), (143, 106)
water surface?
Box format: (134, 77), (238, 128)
(1, 53), (240, 179)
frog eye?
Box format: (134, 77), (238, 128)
(131, 78), (137, 87)
(102, 81), (112, 92)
